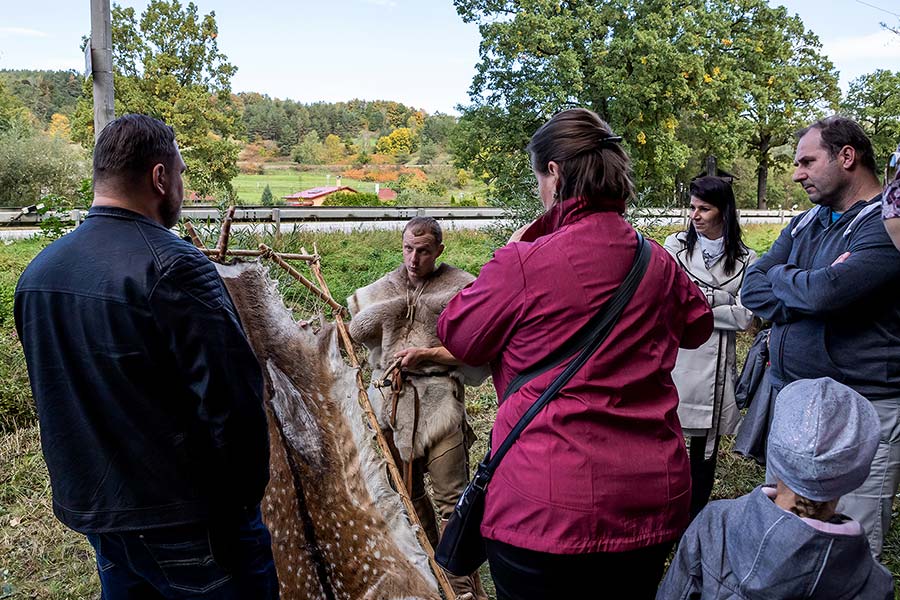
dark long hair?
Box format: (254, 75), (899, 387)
(685, 176), (745, 275)
(527, 108), (634, 213)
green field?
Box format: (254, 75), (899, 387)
(232, 169), (375, 202)
(230, 165), (487, 206)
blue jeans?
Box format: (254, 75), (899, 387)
(86, 506), (279, 599)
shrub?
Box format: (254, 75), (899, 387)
(0, 129), (90, 207)
(321, 191), (380, 206)
(425, 180), (448, 197)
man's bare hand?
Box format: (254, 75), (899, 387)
(394, 347), (430, 369)
(832, 252), (851, 266)
(394, 345), (463, 369)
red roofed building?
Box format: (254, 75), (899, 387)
(377, 187), (398, 201)
(282, 186), (359, 206)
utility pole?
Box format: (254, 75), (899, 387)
(90, 0), (114, 142)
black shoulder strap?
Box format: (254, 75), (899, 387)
(474, 232), (651, 486)
(503, 231), (650, 401)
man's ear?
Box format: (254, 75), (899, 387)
(151, 163), (167, 196)
(838, 145), (857, 170)
(435, 243), (445, 259)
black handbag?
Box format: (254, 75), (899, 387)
(434, 232), (651, 576)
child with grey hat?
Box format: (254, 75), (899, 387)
(657, 377), (894, 599)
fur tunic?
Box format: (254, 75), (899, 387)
(348, 263), (489, 462)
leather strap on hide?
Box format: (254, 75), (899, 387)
(389, 370), (422, 496)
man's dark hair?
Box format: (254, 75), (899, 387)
(403, 216), (442, 245)
(93, 114), (177, 185)
(527, 108), (634, 214)
(796, 116), (877, 174)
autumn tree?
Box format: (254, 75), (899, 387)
(291, 130), (323, 165)
(321, 133), (346, 164)
(841, 70), (900, 170)
(47, 113), (72, 140)
(0, 69), (83, 124)
(0, 79), (27, 132)
(453, 0), (838, 212)
(73, 1), (241, 199)
(375, 127), (416, 157)
(453, 0), (752, 209)
(724, 2), (838, 208)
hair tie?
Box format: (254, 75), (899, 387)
(598, 134), (623, 147)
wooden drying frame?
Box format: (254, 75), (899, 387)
(184, 218), (460, 600)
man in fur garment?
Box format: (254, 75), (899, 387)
(348, 217), (490, 599)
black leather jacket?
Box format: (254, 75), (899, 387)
(15, 206), (269, 533)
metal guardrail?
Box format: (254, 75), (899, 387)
(0, 205), (806, 227)
(0, 205), (508, 226)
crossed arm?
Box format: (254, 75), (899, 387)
(742, 215), (900, 323)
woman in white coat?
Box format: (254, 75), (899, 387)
(664, 176), (757, 518)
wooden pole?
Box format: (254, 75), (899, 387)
(184, 220), (205, 249)
(258, 244), (348, 317)
(302, 246), (458, 600)
(214, 206), (236, 262)
(199, 248), (316, 261)
(272, 207), (282, 245)
(90, 0), (115, 141)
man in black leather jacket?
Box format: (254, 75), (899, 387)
(14, 114), (278, 598)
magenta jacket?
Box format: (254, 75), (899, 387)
(437, 198), (713, 554)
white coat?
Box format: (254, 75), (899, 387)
(664, 232), (757, 457)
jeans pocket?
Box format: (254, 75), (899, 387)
(141, 529), (232, 594)
(86, 534), (116, 573)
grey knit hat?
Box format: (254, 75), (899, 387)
(767, 377), (879, 502)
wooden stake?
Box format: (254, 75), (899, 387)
(214, 206), (236, 262)
(259, 244), (348, 317)
(184, 221), (205, 249)
(304, 246), (459, 600)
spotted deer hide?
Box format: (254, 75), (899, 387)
(216, 261), (440, 600)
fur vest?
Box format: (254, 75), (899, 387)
(348, 263), (489, 462)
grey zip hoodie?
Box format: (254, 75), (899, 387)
(657, 486), (893, 599)
(741, 196), (900, 400)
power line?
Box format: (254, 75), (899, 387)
(855, 0), (900, 19)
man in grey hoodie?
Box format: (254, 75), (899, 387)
(657, 378), (893, 599)
(741, 116), (900, 558)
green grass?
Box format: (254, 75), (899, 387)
(1, 223), (898, 597)
(230, 165), (488, 206)
(0, 426), (99, 599)
(232, 169), (376, 203)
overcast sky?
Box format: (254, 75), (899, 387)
(1, 0), (898, 114)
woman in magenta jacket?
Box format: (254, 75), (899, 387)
(437, 108), (714, 599)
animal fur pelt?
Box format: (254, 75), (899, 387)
(216, 260), (439, 600)
(347, 264), (489, 462)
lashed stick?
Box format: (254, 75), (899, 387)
(259, 243), (348, 317)
(214, 206), (236, 261)
(303, 245), (459, 600)
(200, 248), (316, 261)
(184, 220), (205, 249)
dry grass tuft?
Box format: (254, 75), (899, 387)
(0, 425), (99, 599)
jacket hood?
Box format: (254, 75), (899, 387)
(725, 487), (886, 599)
